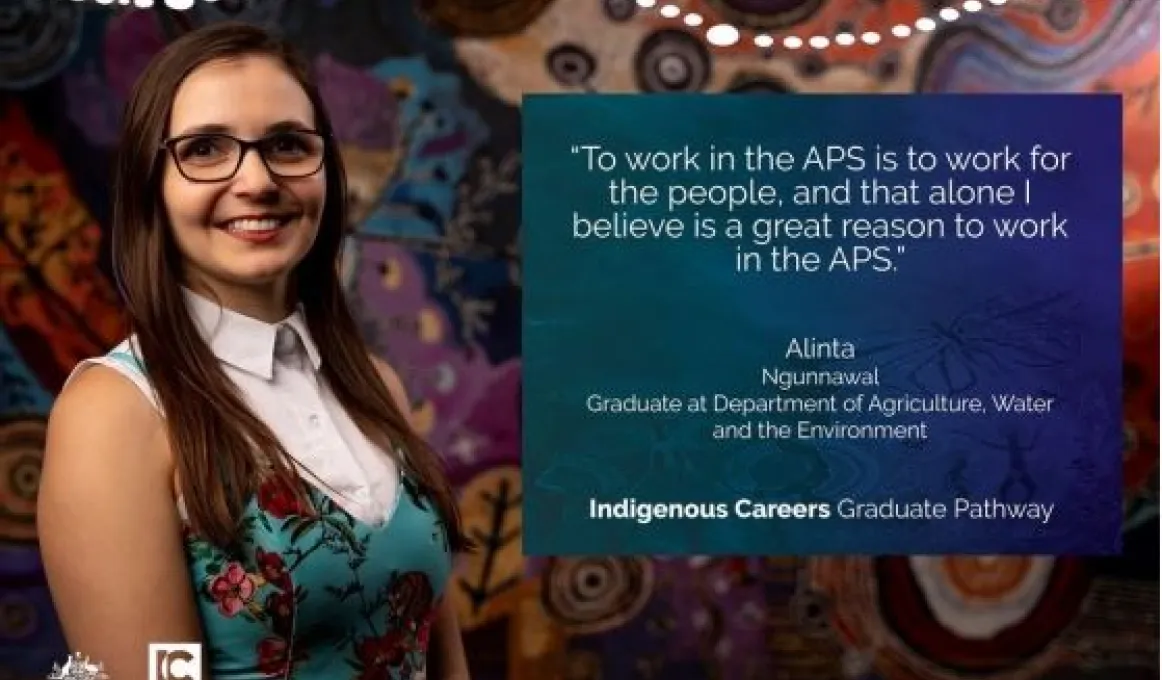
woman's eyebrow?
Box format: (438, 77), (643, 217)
(170, 120), (312, 137)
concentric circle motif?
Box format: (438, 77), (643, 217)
(541, 556), (654, 635)
(634, 29), (712, 93)
(0, 418), (47, 543)
(701, 0), (825, 31)
(1043, 0), (1085, 33)
(0, 0), (83, 89)
(878, 556), (1091, 673)
(603, 0), (638, 23)
(808, 555), (1092, 680)
(546, 44), (598, 87)
(415, 0), (556, 38)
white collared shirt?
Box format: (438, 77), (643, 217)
(69, 290), (400, 527)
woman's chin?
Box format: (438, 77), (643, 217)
(215, 241), (309, 284)
(214, 255), (302, 288)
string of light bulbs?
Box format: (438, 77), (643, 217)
(638, 0), (1010, 51)
(74, 0), (1010, 45)
(71, 0), (208, 9)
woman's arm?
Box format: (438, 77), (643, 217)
(38, 366), (205, 680)
(430, 593), (470, 679)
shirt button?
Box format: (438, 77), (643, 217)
(307, 413), (321, 428)
(275, 325), (298, 357)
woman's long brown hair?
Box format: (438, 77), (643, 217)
(111, 21), (466, 552)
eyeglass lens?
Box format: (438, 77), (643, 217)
(172, 132), (324, 181)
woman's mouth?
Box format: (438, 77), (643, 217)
(218, 214), (299, 243)
(220, 215), (297, 233)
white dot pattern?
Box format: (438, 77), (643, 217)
(79, 0), (1010, 30)
(639, 0), (1010, 52)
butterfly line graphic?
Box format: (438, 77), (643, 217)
(857, 292), (1081, 397)
(949, 423), (1045, 504)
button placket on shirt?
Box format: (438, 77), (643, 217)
(274, 325), (373, 517)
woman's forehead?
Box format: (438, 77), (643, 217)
(169, 55), (314, 137)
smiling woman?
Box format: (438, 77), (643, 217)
(160, 53), (327, 291)
(36, 22), (471, 680)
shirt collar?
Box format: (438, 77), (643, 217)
(183, 288), (322, 380)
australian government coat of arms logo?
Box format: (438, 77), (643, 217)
(45, 652), (110, 680)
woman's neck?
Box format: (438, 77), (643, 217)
(184, 277), (294, 323)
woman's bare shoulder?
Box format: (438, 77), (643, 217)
(39, 364), (203, 677)
(45, 362), (169, 486)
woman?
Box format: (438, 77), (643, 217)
(38, 21), (471, 680)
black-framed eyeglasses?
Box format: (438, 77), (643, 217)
(160, 130), (327, 182)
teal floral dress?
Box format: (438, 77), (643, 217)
(185, 470), (452, 679)
(98, 347), (453, 679)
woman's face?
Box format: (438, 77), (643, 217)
(162, 54), (326, 296)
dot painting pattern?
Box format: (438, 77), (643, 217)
(637, 0), (1010, 51)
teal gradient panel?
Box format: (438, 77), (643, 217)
(521, 94), (1122, 556)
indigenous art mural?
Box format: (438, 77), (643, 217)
(0, 1), (1156, 678)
